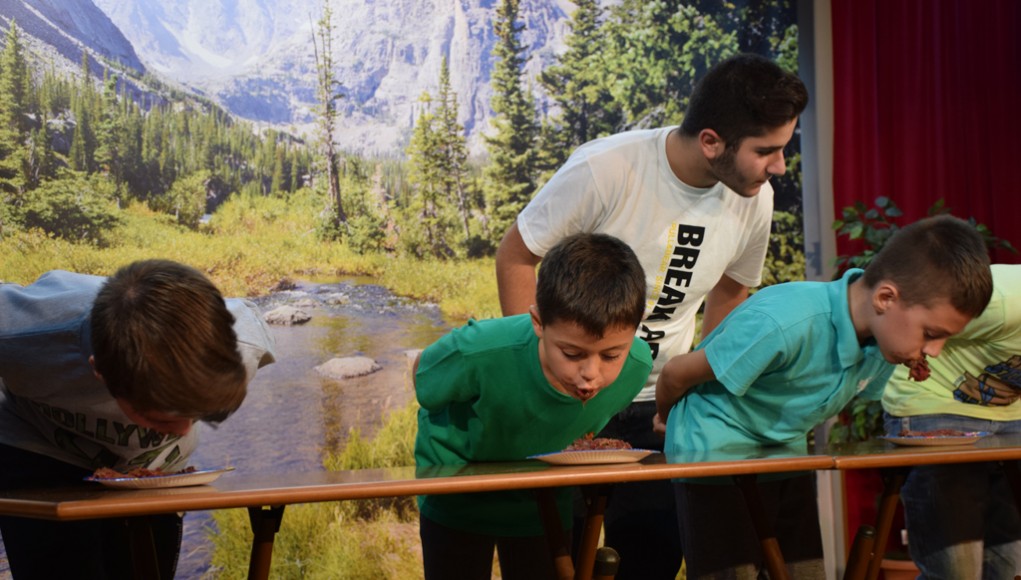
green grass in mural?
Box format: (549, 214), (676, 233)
(0, 189), (501, 324)
(205, 402), (423, 580)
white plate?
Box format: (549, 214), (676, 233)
(879, 432), (990, 447)
(530, 449), (657, 465)
(85, 467), (235, 489)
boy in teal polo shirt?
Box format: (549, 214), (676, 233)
(655, 215), (994, 578)
(415, 233), (653, 580)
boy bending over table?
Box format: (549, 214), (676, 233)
(655, 215), (993, 578)
(0, 259), (276, 579)
(414, 233), (653, 580)
(883, 263), (1021, 578)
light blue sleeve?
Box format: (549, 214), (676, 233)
(702, 307), (790, 398)
(226, 299), (277, 378)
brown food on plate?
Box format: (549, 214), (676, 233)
(565, 433), (632, 451)
(897, 429), (968, 438)
(91, 466), (197, 479)
(906, 357), (931, 381)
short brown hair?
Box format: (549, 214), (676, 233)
(680, 53), (809, 147)
(91, 259), (246, 421)
(863, 215), (993, 318)
(536, 233), (646, 336)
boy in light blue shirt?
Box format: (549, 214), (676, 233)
(655, 215), (994, 578)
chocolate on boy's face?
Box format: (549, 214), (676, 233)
(529, 309), (635, 403)
(871, 294), (971, 366)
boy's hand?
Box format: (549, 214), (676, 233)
(654, 350), (715, 421)
(652, 412), (668, 436)
(953, 372), (1021, 406)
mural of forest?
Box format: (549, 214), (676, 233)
(0, 0), (802, 288)
(0, 1), (802, 577)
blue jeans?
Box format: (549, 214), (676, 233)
(884, 414), (1021, 579)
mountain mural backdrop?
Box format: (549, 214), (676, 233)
(1, 0), (583, 156)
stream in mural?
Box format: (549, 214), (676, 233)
(175, 278), (453, 578)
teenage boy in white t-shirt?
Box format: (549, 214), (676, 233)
(495, 53), (809, 579)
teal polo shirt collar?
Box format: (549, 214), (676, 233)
(830, 268), (869, 369)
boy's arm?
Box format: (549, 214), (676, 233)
(700, 274), (750, 338)
(495, 223), (543, 316)
(414, 335), (482, 410)
(654, 349), (716, 428)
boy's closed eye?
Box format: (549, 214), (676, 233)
(562, 349), (624, 361)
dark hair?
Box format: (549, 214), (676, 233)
(679, 53), (809, 147)
(536, 233), (646, 337)
(91, 259), (247, 422)
(863, 215), (993, 318)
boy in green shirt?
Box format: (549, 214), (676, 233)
(415, 233), (653, 580)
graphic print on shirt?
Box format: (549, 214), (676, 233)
(53, 428), (120, 467)
(25, 396), (185, 468)
(639, 223), (705, 361)
(953, 354), (1021, 404)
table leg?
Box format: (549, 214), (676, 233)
(247, 505), (285, 580)
(535, 488), (575, 580)
(733, 474), (790, 580)
(125, 516), (162, 580)
(575, 485), (611, 580)
(593, 546), (621, 580)
(864, 469), (907, 580)
(842, 524), (876, 580)
(1003, 460), (1021, 513)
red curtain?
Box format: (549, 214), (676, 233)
(830, 0), (1021, 264)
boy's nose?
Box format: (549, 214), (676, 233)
(578, 357), (599, 381)
(922, 338), (947, 358)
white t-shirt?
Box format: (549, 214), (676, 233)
(517, 127), (773, 401)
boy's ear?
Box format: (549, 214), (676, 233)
(699, 129), (725, 160)
(88, 355), (104, 382)
(872, 282), (900, 314)
(529, 305), (544, 338)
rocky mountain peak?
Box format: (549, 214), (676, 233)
(0, 0), (588, 155)
(0, 0), (144, 78)
(88, 0), (583, 155)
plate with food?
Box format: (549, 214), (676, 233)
(530, 434), (659, 465)
(85, 466), (235, 489)
(879, 429), (991, 447)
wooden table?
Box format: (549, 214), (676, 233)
(0, 444), (831, 580)
(7, 436), (1021, 580)
(830, 433), (1021, 580)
